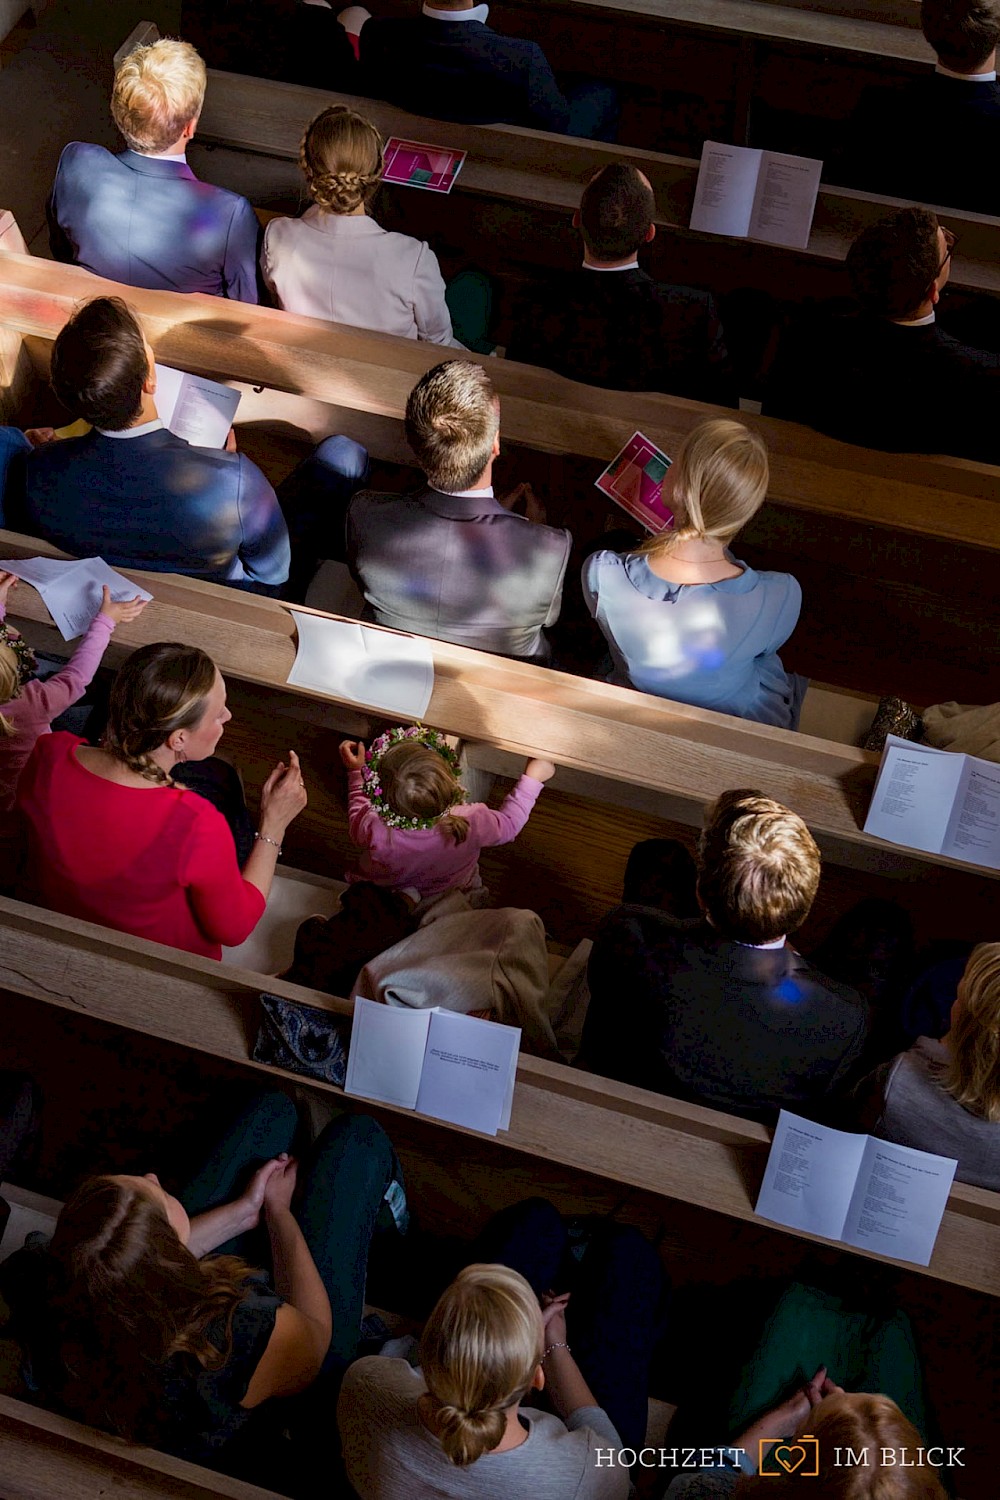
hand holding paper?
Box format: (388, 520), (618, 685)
(0, 557), (154, 641)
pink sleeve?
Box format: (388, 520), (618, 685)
(465, 774), (544, 849)
(347, 768), (385, 850)
(180, 800), (266, 947)
(18, 615), (115, 727)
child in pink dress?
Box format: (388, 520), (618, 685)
(339, 725), (555, 899)
(0, 571), (148, 811)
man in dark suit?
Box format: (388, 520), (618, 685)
(763, 206), (1000, 463)
(507, 163), (736, 403)
(8, 298), (290, 593)
(179, 0), (359, 91)
(359, 0), (616, 138)
(48, 38), (260, 301)
(836, 0), (1000, 216)
(346, 360), (572, 660)
(580, 791), (872, 1123)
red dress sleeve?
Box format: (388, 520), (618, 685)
(179, 798), (266, 948)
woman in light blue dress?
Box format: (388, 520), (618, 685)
(582, 418), (806, 728)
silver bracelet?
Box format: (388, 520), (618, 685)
(543, 1341), (570, 1360)
(255, 831), (283, 856)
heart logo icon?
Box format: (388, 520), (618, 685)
(774, 1445), (808, 1473)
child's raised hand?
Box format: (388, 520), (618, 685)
(0, 571), (19, 605)
(98, 585), (150, 626)
(339, 738), (367, 771)
(524, 757), (556, 783)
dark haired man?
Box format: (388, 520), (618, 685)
(7, 297), (292, 591)
(764, 206), (1000, 462)
(507, 163), (735, 403)
(837, 0), (1000, 216)
(580, 791), (872, 1123)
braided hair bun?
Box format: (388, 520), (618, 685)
(300, 105), (385, 215)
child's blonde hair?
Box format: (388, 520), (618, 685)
(946, 941), (1000, 1122)
(642, 416), (769, 559)
(111, 39), (207, 155)
(419, 1264), (544, 1467)
(0, 642), (21, 738)
(299, 104), (384, 215)
(378, 740), (468, 844)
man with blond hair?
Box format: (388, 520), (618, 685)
(581, 790), (872, 1122)
(47, 38), (260, 301)
(345, 360), (571, 660)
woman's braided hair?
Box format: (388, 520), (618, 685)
(102, 642), (217, 787)
(299, 104), (385, 215)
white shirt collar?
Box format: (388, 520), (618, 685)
(935, 62), (997, 82)
(893, 311), (936, 327)
(97, 418), (164, 439)
(423, 3), (489, 20)
(137, 149), (188, 163)
(736, 935), (787, 950)
(431, 484), (495, 499)
(583, 260), (640, 272)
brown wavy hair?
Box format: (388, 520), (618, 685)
(41, 1175), (254, 1444)
(738, 1393), (947, 1498)
(299, 104), (384, 215)
(103, 642), (218, 787)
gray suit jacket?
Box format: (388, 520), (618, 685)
(346, 486), (572, 660)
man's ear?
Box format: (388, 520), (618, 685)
(492, 429), (501, 460)
(645, 223), (656, 244)
(572, 208), (581, 231)
(182, 114), (199, 143)
(531, 1363), (545, 1391)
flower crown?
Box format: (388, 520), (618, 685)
(362, 725), (465, 831)
(0, 622), (36, 695)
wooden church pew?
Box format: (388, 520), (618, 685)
(2, 894), (999, 1301)
(2, 243), (1000, 706)
(191, 68), (1000, 311)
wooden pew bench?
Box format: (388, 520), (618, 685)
(190, 69), (1000, 318)
(2, 247), (999, 706)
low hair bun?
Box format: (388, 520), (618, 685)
(431, 1398), (507, 1467)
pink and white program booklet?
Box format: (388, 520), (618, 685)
(594, 431), (674, 533)
(383, 138), (466, 195)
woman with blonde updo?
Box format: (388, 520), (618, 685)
(338, 1258), (637, 1499)
(15, 642), (307, 958)
(582, 418), (806, 727)
(261, 104), (465, 346)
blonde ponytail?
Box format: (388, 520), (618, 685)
(643, 417), (769, 557)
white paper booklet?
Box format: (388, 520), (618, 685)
(154, 363), (241, 449)
(287, 611), (434, 718)
(756, 1111), (957, 1267)
(690, 141), (822, 249)
(344, 998), (520, 1136)
(0, 556), (152, 641)
(864, 735), (1000, 871)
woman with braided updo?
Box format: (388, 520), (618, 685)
(261, 103), (466, 346)
(15, 642), (307, 958)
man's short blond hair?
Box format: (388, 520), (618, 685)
(405, 361), (500, 493)
(111, 39), (207, 155)
(697, 789), (821, 944)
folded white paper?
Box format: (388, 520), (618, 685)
(756, 1110), (957, 1267)
(154, 363), (241, 449)
(690, 141), (822, 250)
(864, 735), (1000, 871)
(0, 555), (152, 641)
(287, 611), (434, 718)
(345, 999), (520, 1136)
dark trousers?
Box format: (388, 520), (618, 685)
(172, 757), (256, 867)
(180, 1090), (403, 1373)
(472, 1197), (667, 1451)
(276, 435), (370, 600)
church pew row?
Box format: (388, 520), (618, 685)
(359, 0), (931, 158)
(2, 894), (999, 1301)
(192, 69), (1000, 312)
(4, 526), (996, 891)
(3, 244), (1000, 708)
(0, 1395), (284, 1500)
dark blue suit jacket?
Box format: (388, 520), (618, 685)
(10, 428), (289, 590)
(47, 143), (261, 302)
(359, 16), (569, 132)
